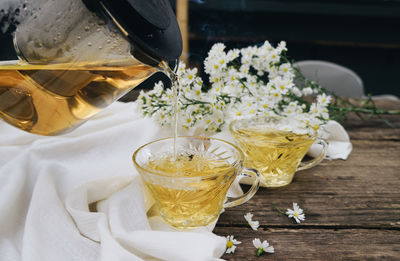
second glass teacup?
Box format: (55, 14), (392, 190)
(133, 136), (260, 229)
(230, 116), (327, 188)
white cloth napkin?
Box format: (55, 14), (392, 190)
(0, 101), (226, 261)
(308, 120), (353, 160)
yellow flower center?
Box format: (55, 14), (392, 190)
(280, 85), (285, 90)
(263, 104), (268, 108)
(196, 90), (201, 96)
(283, 68), (288, 72)
(226, 241), (233, 248)
(214, 64), (219, 70)
(236, 111), (242, 116)
(188, 74), (193, 80)
(220, 59), (225, 64)
(186, 118), (191, 123)
(294, 212), (299, 218)
(206, 120), (211, 124)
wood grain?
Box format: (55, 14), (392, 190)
(217, 139), (400, 228)
(213, 227), (400, 260)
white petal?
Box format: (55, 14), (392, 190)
(265, 246), (275, 253)
(252, 238), (262, 248)
(232, 239), (242, 245)
(226, 245), (236, 254)
(261, 240), (270, 249)
(244, 212), (253, 221)
(252, 221), (260, 230)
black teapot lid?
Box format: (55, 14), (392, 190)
(83, 0), (182, 63)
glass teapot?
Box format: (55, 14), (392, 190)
(0, 0), (182, 135)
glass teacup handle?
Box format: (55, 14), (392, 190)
(224, 168), (260, 208)
(297, 138), (328, 171)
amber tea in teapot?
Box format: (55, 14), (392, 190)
(0, 60), (157, 135)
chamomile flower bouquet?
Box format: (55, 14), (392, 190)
(137, 41), (398, 136)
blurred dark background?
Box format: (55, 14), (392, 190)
(172, 0), (400, 97)
(1, 0), (399, 96)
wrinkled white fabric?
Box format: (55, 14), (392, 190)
(0, 101), (226, 261)
(308, 120), (353, 160)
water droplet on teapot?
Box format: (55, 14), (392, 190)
(88, 42), (92, 47)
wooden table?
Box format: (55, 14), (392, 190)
(212, 99), (400, 260)
(121, 92), (400, 260)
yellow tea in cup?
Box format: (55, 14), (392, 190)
(230, 116), (327, 187)
(133, 136), (260, 229)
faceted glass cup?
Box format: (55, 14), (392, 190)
(230, 116), (327, 187)
(133, 136), (260, 229)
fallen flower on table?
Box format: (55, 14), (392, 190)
(253, 238), (274, 257)
(286, 202), (306, 223)
(244, 212), (260, 230)
(225, 235), (241, 254)
(272, 202), (306, 223)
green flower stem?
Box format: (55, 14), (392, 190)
(272, 203), (287, 216)
(237, 78), (254, 96)
(256, 248), (264, 257)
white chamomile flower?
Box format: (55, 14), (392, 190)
(276, 41), (287, 53)
(317, 93), (332, 107)
(244, 212), (260, 231)
(139, 43), (331, 136)
(253, 238), (274, 256)
(291, 86), (303, 97)
(225, 235), (241, 254)
(302, 87), (314, 96)
(279, 63), (294, 77)
(286, 202), (305, 223)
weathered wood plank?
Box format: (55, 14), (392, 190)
(217, 139), (400, 228)
(343, 99), (400, 141)
(213, 227), (400, 260)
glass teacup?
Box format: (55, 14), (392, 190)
(230, 116), (327, 188)
(133, 136), (260, 229)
